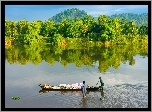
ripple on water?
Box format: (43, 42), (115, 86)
(6, 84), (148, 108)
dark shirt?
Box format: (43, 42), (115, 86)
(100, 78), (103, 83)
(100, 78), (104, 86)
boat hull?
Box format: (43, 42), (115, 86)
(41, 87), (100, 91)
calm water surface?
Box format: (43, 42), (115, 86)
(5, 45), (148, 108)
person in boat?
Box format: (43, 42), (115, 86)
(81, 81), (87, 97)
(99, 77), (104, 90)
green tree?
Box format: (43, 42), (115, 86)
(138, 25), (148, 36)
(66, 20), (81, 38)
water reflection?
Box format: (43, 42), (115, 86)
(39, 89), (90, 95)
(5, 43), (148, 108)
(5, 43), (148, 73)
(99, 89), (104, 100)
(82, 97), (87, 108)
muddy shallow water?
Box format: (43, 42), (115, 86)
(5, 55), (148, 108)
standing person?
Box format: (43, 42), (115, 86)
(81, 81), (87, 98)
(99, 77), (104, 90)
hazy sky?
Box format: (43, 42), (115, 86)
(5, 5), (148, 21)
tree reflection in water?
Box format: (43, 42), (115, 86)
(5, 43), (148, 73)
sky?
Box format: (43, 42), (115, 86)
(5, 5), (148, 21)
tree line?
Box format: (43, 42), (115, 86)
(5, 14), (148, 46)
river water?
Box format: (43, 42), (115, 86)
(5, 52), (148, 108)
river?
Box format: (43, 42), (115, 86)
(5, 45), (148, 108)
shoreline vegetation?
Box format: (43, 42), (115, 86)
(5, 8), (148, 72)
(5, 8), (148, 48)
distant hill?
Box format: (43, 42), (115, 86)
(50, 8), (88, 22)
(110, 13), (148, 27)
(50, 8), (148, 27)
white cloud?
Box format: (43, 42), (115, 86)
(78, 5), (148, 16)
(114, 9), (120, 12)
(113, 7), (125, 12)
(127, 5), (148, 9)
(89, 11), (109, 15)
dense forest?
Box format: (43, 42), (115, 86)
(5, 8), (148, 47)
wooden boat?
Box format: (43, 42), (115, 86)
(39, 84), (100, 91)
(41, 87), (100, 91)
